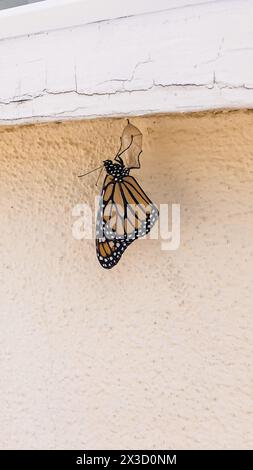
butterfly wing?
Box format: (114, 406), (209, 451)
(120, 175), (159, 239)
(96, 175), (159, 269)
(96, 175), (130, 269)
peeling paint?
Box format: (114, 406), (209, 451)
(0, 1), (253, 123)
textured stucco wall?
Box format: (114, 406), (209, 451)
(0, 111), (253, 449)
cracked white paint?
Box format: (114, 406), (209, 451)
(0, 0), (253, 124)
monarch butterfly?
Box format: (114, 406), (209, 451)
(79, 122), (159, 269)
(95, 153), (159, 269)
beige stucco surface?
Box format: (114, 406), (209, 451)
(0, 111), (253, 449)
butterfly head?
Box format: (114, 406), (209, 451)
(103, 159), (130, 181)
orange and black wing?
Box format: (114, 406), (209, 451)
(96, 174), (159, 269)
(119, 175), (159, 239)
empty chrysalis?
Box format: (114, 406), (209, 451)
(116, 119), (143, 169)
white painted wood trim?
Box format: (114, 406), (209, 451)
(0, 0), (217, 40)
(0, 0), (253, 124)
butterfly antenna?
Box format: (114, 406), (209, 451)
(78, 164), (103, 178)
